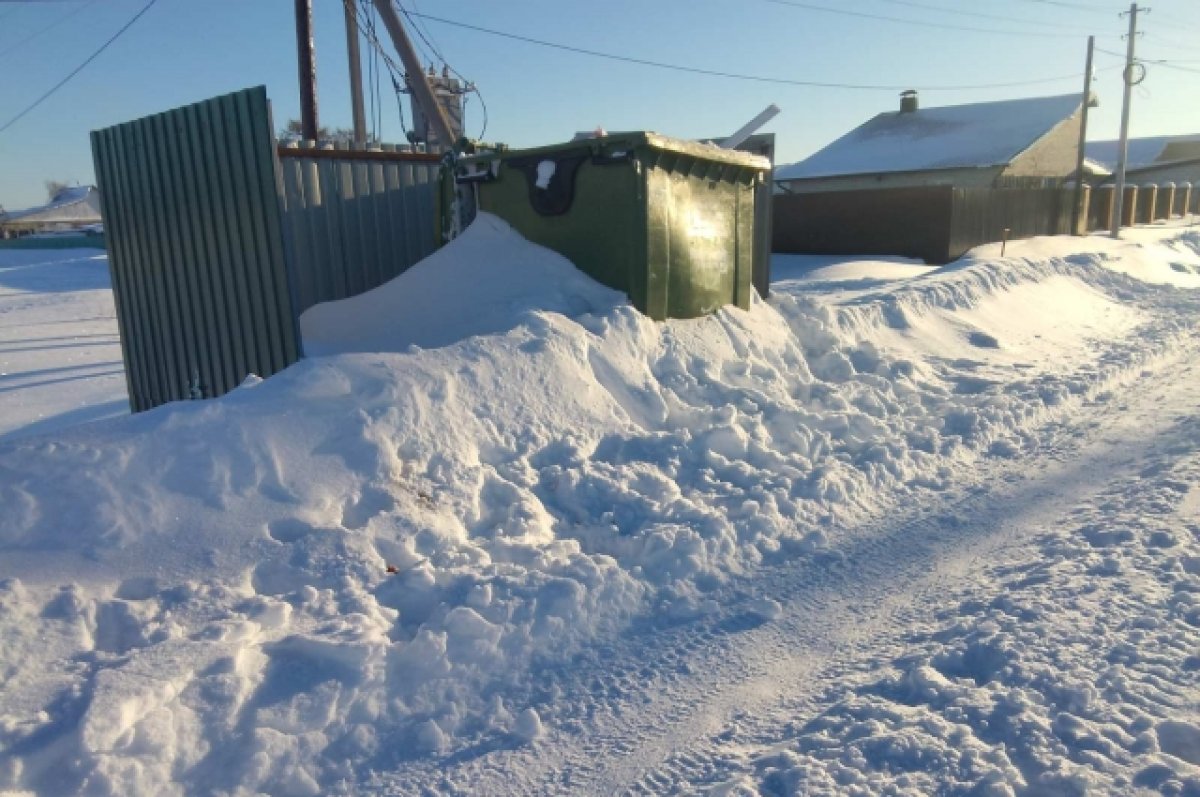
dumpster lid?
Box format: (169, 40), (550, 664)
(463, 131), (771, 171)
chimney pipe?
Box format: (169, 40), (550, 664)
(900, 90), (919, 113)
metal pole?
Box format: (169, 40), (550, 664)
(371, 0), (455, 148)
(295, 0), (319, 141)
(343, 0), (368, 144)
(1111, 3), (1140, 238)
(1072, 36), (1094, 235)
(721, 104), (780, 150)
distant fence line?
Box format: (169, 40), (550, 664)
(93, 87), (445, 412)
(774, 180), (1197, 264)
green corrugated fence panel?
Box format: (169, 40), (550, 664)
(91, 86), (299, 413)
(276, 142), (442, 314)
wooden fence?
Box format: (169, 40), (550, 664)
(774, 181), (1195, 264)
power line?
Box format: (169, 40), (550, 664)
(0, 0), (158, 135)
(1095, 45), (1200, 73)
(861, 0), (1103, 31)
(410, 11), (1101, 92)
(402, 0), (449, 65)
(755, 0), (1100, 39)
(0, 0), (98, 61)
(1010, 0), (1117, 11)
(1143, 32), (1198, 50)
(1149, 60), (1200, 75)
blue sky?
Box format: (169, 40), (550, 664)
(0, 0), (1197, 211)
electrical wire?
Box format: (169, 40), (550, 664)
(755, 0), (1099, 39)
(364, 1), (377, 142)
(406, 0), (449, 64)
(394, 1), (488, 141)
(0, 0), (99, 61)
(1010, 0), (1117, 11)
(861, 0), (1103, 31)
(1096, 44), (1200, 72)
(1143, 33), (1198, 51)
(0, 0), (159, 135)
(1148, 60), (1200, 75)
(409, 12), (1103, 93)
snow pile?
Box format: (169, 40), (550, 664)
(1, 217), (1199, 795)
(300, 213), (623, 353)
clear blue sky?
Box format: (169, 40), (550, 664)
(1, 0), (1197, 211)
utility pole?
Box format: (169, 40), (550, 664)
(370, 0), (455, 148)
(1111, 3), (1145, 238)
(1072, 35), (1094, 235)
(294, 0), (320, 141)
(343, 0), (368, 144)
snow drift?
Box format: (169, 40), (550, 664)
(1, 215), (1198, 795)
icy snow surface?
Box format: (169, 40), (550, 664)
(0, 248), (127, 442)
(1, 215), (1200, 796)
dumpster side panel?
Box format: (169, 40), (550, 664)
(476, 157), (641, 302)
(468, 134), (766, 321)
(653, 166), (741, 319)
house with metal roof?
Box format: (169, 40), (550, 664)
(1086, 134), (1200, 187)
(0, 186), (103, 237)
(775, 91), (1091, 194)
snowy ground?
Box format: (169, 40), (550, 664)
(0, 247), (126, 443)
(0, 218), (1198, 796)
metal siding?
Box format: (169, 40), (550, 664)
(276, 146), (441, 314)
(91, 86), (297, 412)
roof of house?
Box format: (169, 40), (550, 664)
(775, 93), (1083, 182)
(0, 186), (102, 226)
(1086, 134), (1200, 170)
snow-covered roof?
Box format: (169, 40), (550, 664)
(1086, 134), (1200, 170)
(1081, 157), (1112, 177)
(776, 93), (1083, 182)
(0, 186), (102, 226)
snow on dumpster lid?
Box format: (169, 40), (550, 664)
(464, 132), (771, 172)
(775, 93), (1083, 181)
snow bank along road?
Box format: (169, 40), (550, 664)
(0, 219), (1198, 796)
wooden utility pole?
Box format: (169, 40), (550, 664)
(1072, 35), (1094, 235)
(343, 0), (368, 144)
(295, 0), (320, 141)
(370, 0), (455, 148)
(1111, 3), (1144, 238)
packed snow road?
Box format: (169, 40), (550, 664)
(378, 346), (1200, 796)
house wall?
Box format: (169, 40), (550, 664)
(1001, 111), (1083, 179)
(1120, 160), (1200, 187)
(777, 166), (1000, 194)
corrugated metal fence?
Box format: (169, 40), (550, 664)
(91, 86), (298, 412)
(92, 86), (443, 412)
(277, 143), (441, 313)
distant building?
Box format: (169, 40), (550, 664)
(0, 186), (103, 238)
(775, 91), (1093, 194)
(1086, 134), (1200, 187)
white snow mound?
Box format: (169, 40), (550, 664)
(0, 222), (1198, 796)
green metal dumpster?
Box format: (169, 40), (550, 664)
(456, 132), (770, 320)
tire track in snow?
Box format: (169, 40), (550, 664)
(378, 347), (1200, 796)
